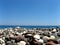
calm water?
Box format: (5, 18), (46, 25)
(0, 25), (60, 29)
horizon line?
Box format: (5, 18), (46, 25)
(0, 24), (60, 26)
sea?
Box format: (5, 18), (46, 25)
(0, 25), (60, 29)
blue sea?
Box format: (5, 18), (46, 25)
(0, 25), (60, 29)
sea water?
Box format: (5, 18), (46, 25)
(0, 25), (60, 29)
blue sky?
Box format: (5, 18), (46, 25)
(0, 0), (60, 25)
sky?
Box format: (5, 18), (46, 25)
(0, 0), (60, 25)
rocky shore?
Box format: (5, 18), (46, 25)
(0, 27), (60, 45)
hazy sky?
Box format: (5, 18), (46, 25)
(0, 0), (60, 25)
